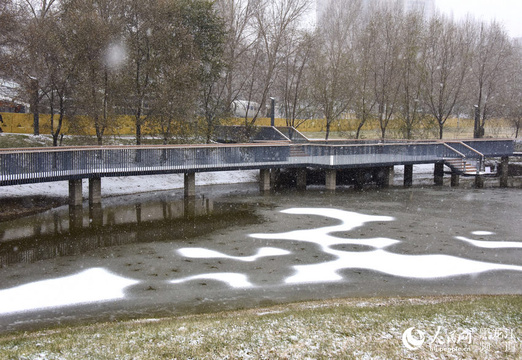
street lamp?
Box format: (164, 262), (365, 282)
(270, 97), (275, 127)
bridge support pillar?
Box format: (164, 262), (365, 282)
(184, 172), (196, 197)
(325, 169), (337, 191)
(451, 173), (460, 187)
(354, 170), (366, 190)
(377, 166), (393, 188)
(500, 156), (509, 188)
(296, 168), (307, 190)
(69, 179), (83, 207)
(259, 169), (272, 192)
(475, 175), (485, 189)
(434, 162), (444, 186)
(89, 178), (102, 206)
(404, 164), (413, 187)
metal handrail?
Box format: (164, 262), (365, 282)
(0, 140), (514, 186)
(442, 143), (467, 159)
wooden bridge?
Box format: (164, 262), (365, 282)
(0, 138), (516, 206)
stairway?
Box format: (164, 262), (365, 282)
(444, 158), (478, 175)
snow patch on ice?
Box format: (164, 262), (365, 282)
(170, 273), (253, 289)
(250, 208), (522, 284)
(0, 268), (139, 314)
(177, 247), (291, 262)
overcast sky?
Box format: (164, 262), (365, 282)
(436, 0), (522, 38)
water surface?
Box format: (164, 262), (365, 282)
(0, 184), (521, 332)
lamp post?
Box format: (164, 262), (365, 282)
(270, 97), (275, 127)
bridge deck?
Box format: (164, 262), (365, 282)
(0, 139), (515, 186)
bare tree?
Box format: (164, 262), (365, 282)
(39, 10), (78, 146)
(241, 0), (311, 129)
(0, 0), (17, 72)
(308, 0), (361, 140)
(421, 14), (472, 139)
(215, 0), (257, 116)
(60, 0), (125, 145)
(276, 28), (314, 128)
(468, 20), (512, 138)
(396, 11), (425, 139)
(352, 8), (377, 139)
(368, 3), (404, 139)
(503, 42), (522, 138)
(10, 0), (59, 136)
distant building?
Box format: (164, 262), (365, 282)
(402, 0), (435, 17)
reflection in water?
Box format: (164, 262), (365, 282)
(0, 203), (521, 317)
(0, 268), (139, 315)
(0, 196), (259, 267)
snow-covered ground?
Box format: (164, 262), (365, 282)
(0, 170), (260, 199)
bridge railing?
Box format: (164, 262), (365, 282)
(0, 145), (292, 185)
(0, 140), (515, 186)
(291, 142), (458, 166)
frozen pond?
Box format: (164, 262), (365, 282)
(0, 184), (521, 332)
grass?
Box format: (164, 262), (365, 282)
(0, 295), (520, 359)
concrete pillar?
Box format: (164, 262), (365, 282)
(325, 169), (337, 191)
(500, 156), (509, 188)
(434, 162), (444, 186)
(354, 170), (366, 190)
(89, 178), (102, 206)
(377, 166), (393, 188)
(296, 168), (307, 190)
(475, 175), (485, 189)
(404, 164), (413, 187)
(451, 173), (460, 187)
(69, 179), (83, 207)
(259, 169), (272, 192)
(184, 172), (196, 197)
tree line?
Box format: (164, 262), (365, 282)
(1, 0), (521, 145)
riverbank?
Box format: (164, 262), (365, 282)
(1, 295), (520, 359)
